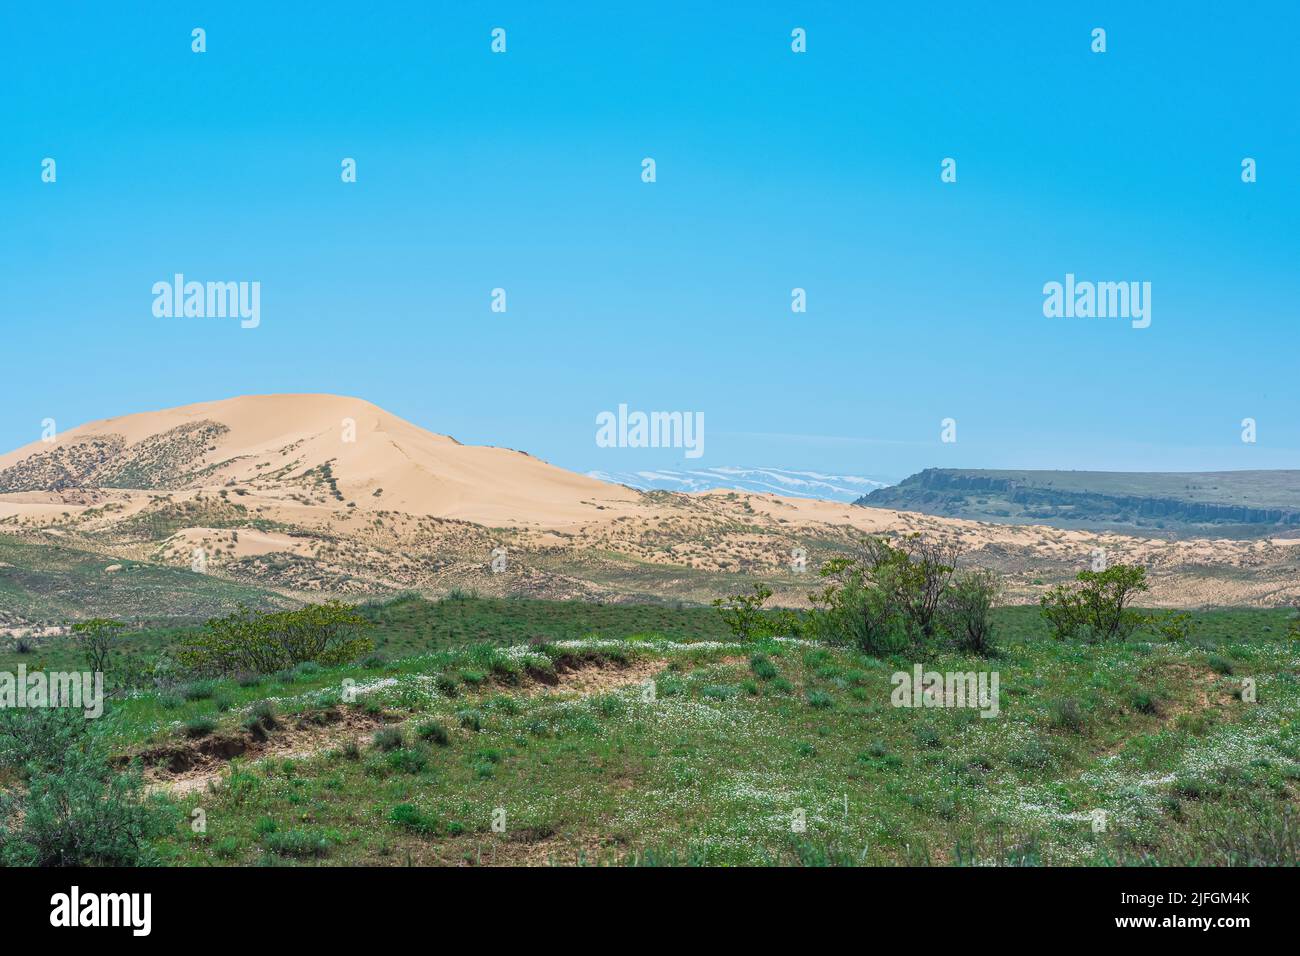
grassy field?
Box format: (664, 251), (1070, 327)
(0, 533), (287, 626)
(46, 596), (1298, 866)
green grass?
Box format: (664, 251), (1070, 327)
(0, 533), (286, 625)
(78, 606), (1289, 868)
(19, 595), (1300, 866)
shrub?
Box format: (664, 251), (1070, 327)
(249, 699), (278, 725)
(489, 694), (520, 715)
(942, 569), (1001, 655)
(805, 555), (911, 657)
(0, 708), (91, 777)
(1009, 740), (1052, 770)
(712, 584), (775, 641)
(181, 680), (217, 701)
(0, 718), (176, 866)
(1150, 610), (1194, 643)
(435, 674), (460, 697)
(1049, 697), (1086, 732)
(262, 828), (333, 858)
(1129, 690), (1159, 714)
(69, 618), (126, 676)
(242, 700), (278, 738)
(416, 720), (450, 746)
(1207, 653), (1234, 676)
(389, 803), (439, 835)
(806, 690), (834, 710)
(914, 724), (942, 748)
(750, 654), (778, 681)
(372, 727), (405, 752)
(883, 533), (962, 640)
(456, 709), (484, 731)
(386, 746), (429, 774)
(177, 601), (374, 677)
(1040, 564), (1149, 641)
(183, 715), (217, 738)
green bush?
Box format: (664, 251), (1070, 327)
(386, 746), (429, 774)
(456, 708), (484, 731)
(177, 601), (374, 677)
(262, 828), (334, 858)
(804, 555), (911, 657)
(712, 584), (775, 641)
(70, 618), (125, 676)
(1207, 653), (1234, 675)
(183, 715), (217, 738)
(1040, 564), (1149, 642)
(416, 720), (450, 746)
(0, 708), (90, 778)
(0, 710), (176, 867)
(750, 654), (778, 681)
(181, 680), (216, 701)
(389, 803), (439, 835)
(1049, 697), (1086, 732)
(942, 569), (1001, 655)
(372, 727), (405, 752)
(1129, 690), (1159, 714)
(1150, 610), (1195, 643)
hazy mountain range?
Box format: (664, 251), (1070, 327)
(586, 467), (892, 503)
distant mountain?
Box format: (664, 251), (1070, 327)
(587, 466), (891, 503)
(855, 468), (1300, 537)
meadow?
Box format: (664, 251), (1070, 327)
(23, 595), (1294, 866)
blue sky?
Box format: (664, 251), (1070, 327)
(2, 1), (1297, 484)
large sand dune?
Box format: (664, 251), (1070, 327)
(0, 394), (644, 527)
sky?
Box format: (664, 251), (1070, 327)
(2, 1), (1297, 485)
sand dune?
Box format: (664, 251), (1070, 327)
(0, 394), (644, 528)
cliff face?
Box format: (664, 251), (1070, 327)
(856, 469), (1300, 533)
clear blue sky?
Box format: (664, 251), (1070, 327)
(3, 1), (1297, 482)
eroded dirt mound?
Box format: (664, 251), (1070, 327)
(131, 706), (392, 795)
(136, 656), (667, 795)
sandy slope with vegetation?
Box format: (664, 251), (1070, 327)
(0, 394), (1297, 625)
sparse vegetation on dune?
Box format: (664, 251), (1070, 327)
(3, 396), (1298, 623)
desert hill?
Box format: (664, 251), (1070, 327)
(1, 396), (1298, 623)
(0, 394), (643, 527)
